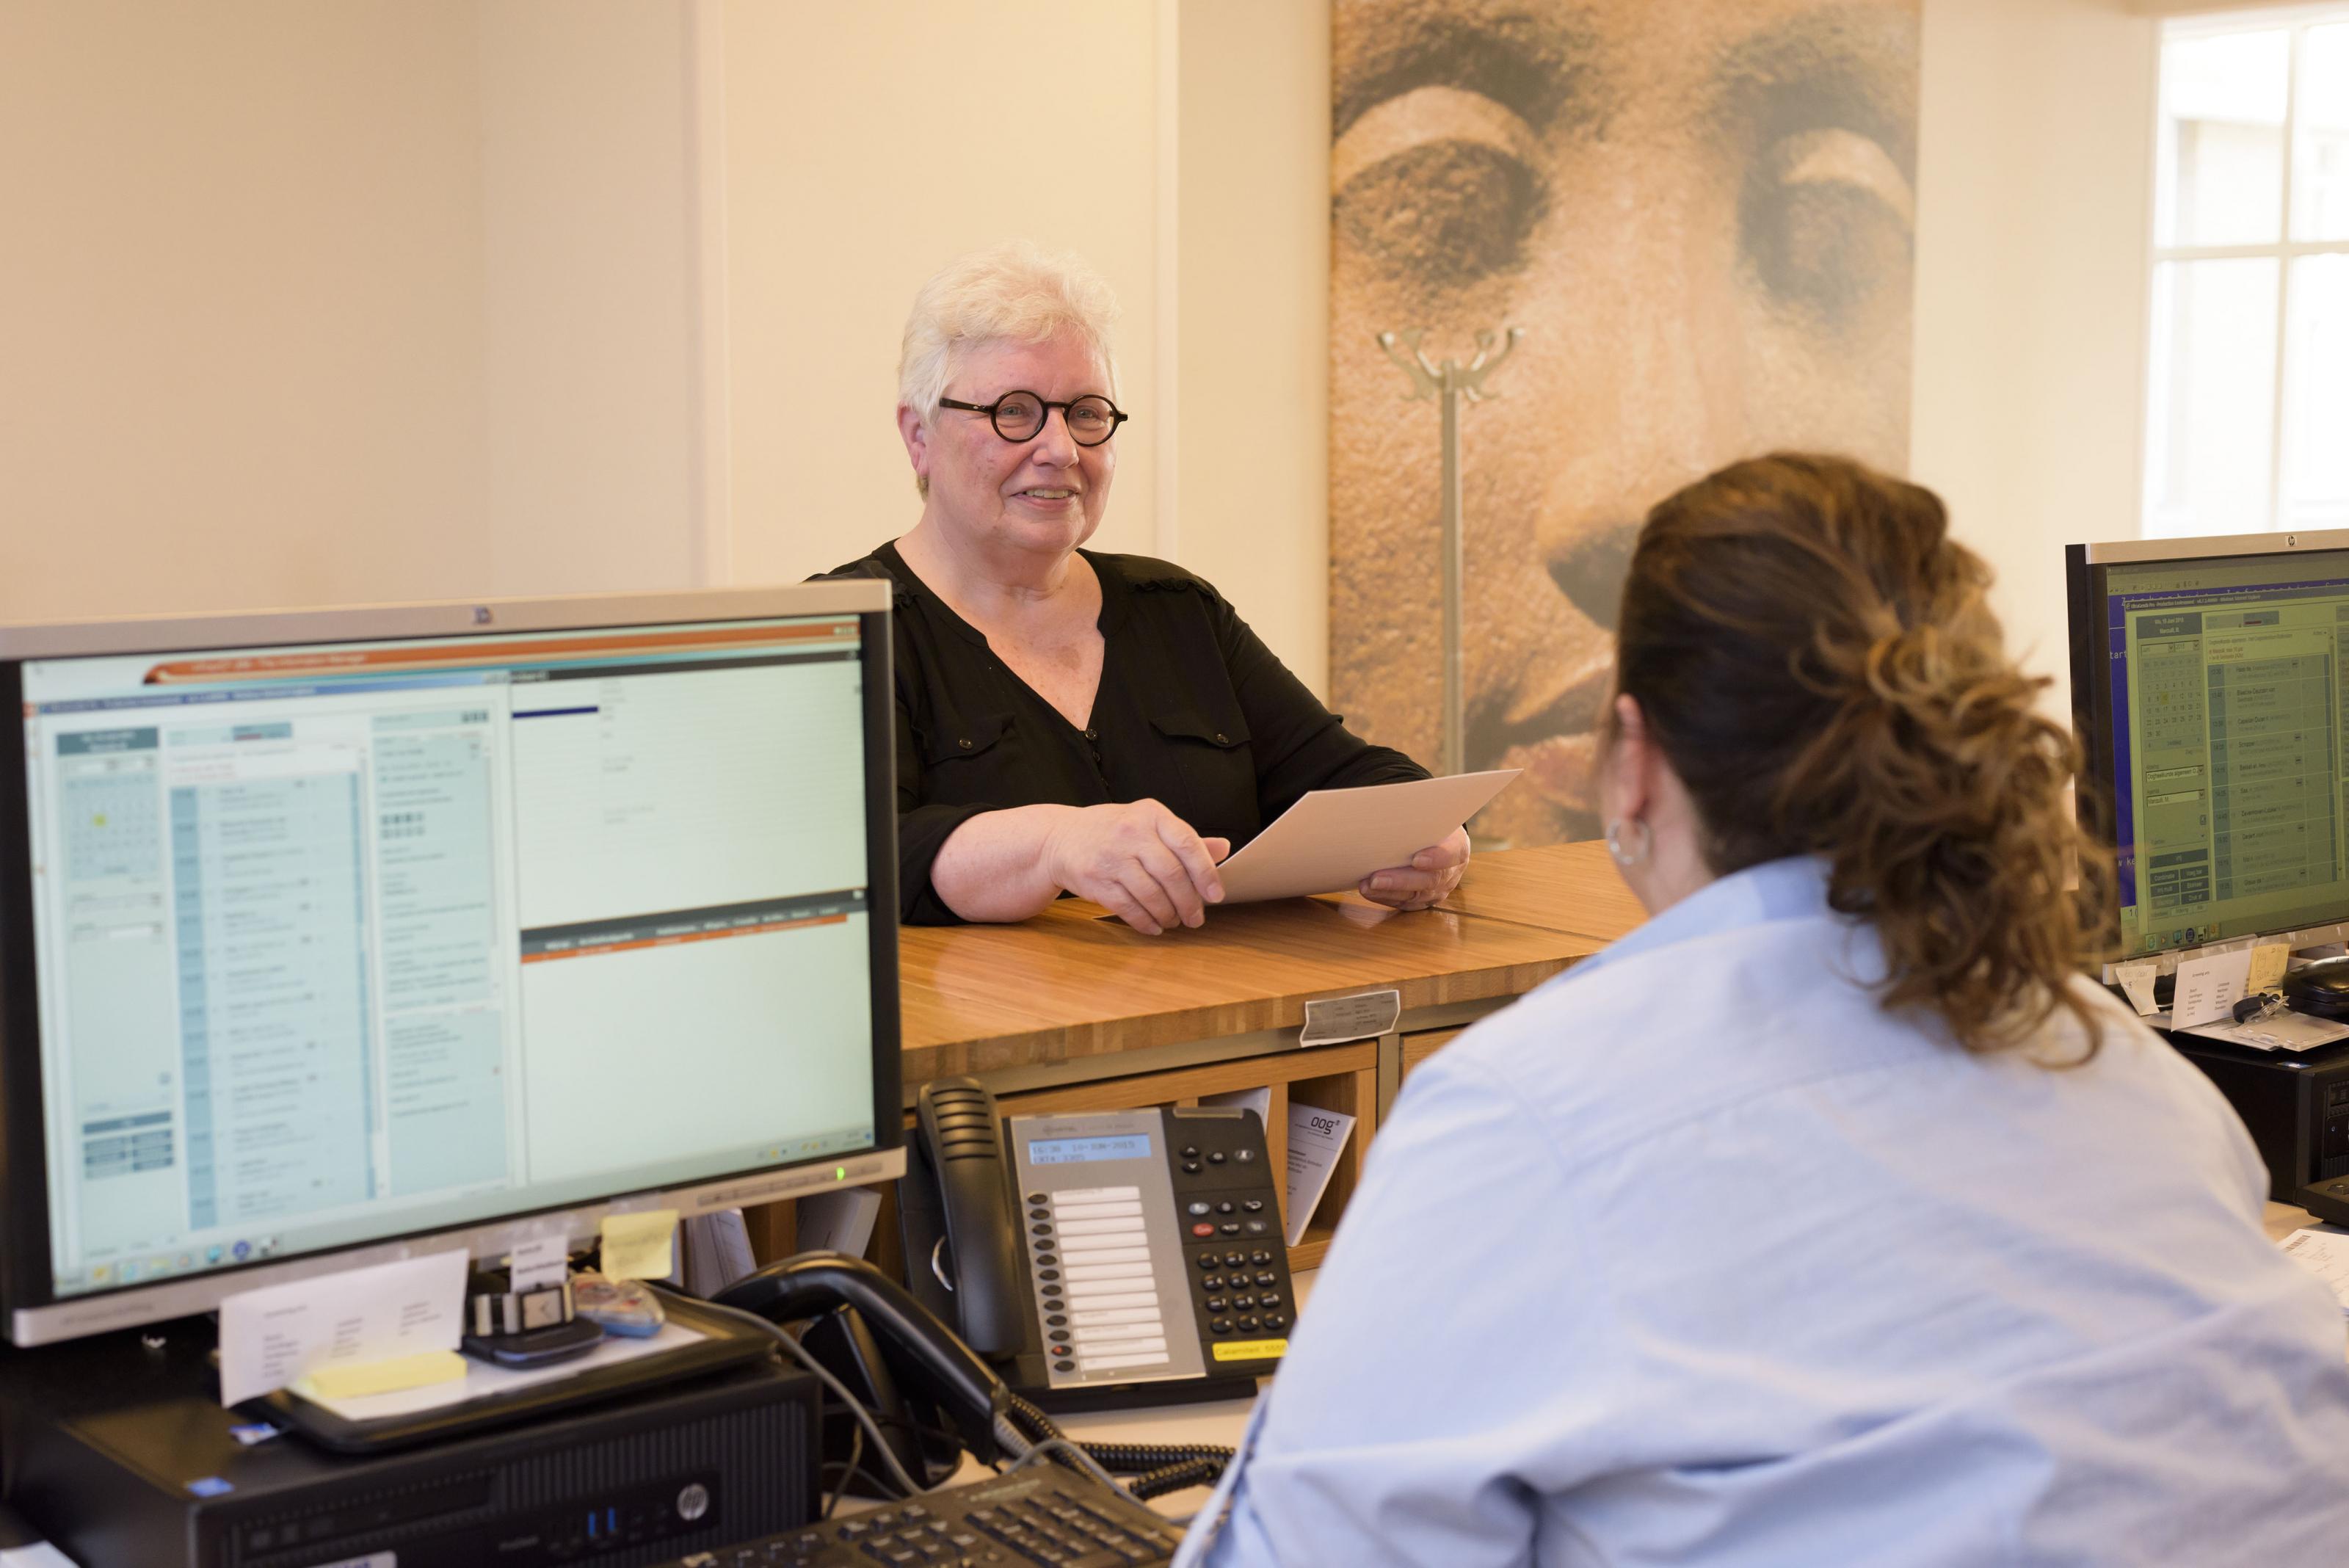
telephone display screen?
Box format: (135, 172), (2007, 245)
(1025, 1135), (1152, 1166)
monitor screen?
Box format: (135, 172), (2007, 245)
(0, 586), (901, 1343)
(2069, 534), (2349, 959)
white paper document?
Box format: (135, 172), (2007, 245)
(217, 1249), (468, 1407)
(2112, 959), (2160, 1017)
(1213, 770), (1520, 904)
(1285, 1102), (1357, 1248)
(1199, 1085), (1274, 1131)
(2279, 1227), (2349, 1315)
(796, 1186), (884, 1258)
(2169, 947), (2253, 1030)
(2179, 1009), (2349, 1053)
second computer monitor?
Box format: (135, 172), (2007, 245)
(2069, 531), (2349, 959)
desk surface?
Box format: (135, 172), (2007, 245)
(1434, 838), (1646, 940)
(897, 857), (1610, 1082)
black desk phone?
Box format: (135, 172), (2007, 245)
(898, 1078), (1295, 1410)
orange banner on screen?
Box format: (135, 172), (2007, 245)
(520, 914), (849, 965)
(141, 620), (857, 685)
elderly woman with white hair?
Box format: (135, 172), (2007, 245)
(828, 242), (1469, 931)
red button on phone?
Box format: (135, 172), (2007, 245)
(1190, 1222), (1216, 1237)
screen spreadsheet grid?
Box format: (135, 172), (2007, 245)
(2103, 555), (2349, 956)
(18, 617), (878, 1299)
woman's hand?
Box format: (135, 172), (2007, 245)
(1044, 799), (1230, 935)
(1358, 827), (1470, 911)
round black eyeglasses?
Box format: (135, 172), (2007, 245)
(937, 391), (1128, 447)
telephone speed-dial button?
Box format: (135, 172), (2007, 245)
(1046, 1313), (1067, 1326)
(1037, 1268), (1059, 1281)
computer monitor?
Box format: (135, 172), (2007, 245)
(0, 584), (903, 1346)
(2068, 530), (2349, 961)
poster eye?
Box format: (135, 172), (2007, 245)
(1741, 128), (1914, 321)
(1335, 139), (1546, 288)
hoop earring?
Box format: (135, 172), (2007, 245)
(1605, 819), (1651, 868)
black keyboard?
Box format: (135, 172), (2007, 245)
(658, 1465), (1189, 1567)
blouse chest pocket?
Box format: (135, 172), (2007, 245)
(918, 711), (1016, 799)
(1147, 708), (1257, 834)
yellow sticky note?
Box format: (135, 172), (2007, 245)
(306, 1350), (467, 1400)
(2249, 943), (2291, 995)
(600, 1208), (679, 1282)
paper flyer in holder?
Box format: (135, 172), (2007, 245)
(1213, 769), (1521, 904)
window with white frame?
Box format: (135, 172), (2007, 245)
(2144, 9), (2349, 537)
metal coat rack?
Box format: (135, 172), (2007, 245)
(1375, 326), (1523, 778)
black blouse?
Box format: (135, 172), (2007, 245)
(821, 542), (1428, 923)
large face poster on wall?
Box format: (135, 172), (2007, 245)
(1330, 0), (1921, 847)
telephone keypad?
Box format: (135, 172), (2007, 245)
(1169, 1114), (1296, 1375)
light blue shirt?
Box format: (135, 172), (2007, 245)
(1180, 857), (2349, 1567)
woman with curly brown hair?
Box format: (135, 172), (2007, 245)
(1177, 454), (2349, 1567)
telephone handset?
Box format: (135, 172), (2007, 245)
(901, 1077), (1294, 1408)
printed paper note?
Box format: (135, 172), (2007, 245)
(2170, 948), (2253, 1031)
(2280, 1227), (2349, 1315)
(507, 1235), (569, 1293)
(1285, 1103), (1357, 1248)
(1300, 989), (1401, 1047)
(217, 1249), (468, 1407)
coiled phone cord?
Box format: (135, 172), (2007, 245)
(1005, 1392), (1235, 1502)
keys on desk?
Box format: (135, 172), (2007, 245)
(657, 1466), (1187, 1567)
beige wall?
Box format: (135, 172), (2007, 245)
(1909, 0), (2160, 716)
(1174, 2), (1332, 694)
(4, 0), (2168, 722)
(0, 1), (493, 620)
(719, 1), (1169, 589)
(0, 0), (705, 625)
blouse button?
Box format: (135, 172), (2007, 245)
(1215, 733), (1229, 745)
(958, 738), (973, 749)
(1083, 728), (1098, 741)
